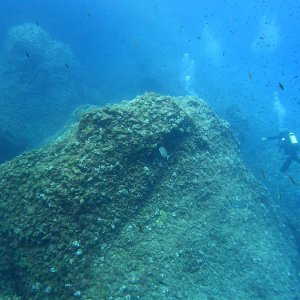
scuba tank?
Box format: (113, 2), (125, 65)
(289, 132), (298, 145)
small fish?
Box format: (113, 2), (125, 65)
(279, 82), (284, 90)
(288, 175), (298, 186)
(159, 146), (170, 160)
(36, 21), (39, 26)
(65, 64), (69, 70)
(260, 169), (266, 179)
(248, 71), (253, 80)
(87, 12), (91, 18)
(25, 51), (30, 58)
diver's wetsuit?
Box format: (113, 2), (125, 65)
(266, 131), (300, 172)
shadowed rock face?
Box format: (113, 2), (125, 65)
(0, 93), (299, 299)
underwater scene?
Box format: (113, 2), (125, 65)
(1, 0), (300, 299)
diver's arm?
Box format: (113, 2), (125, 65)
(261, 134), (281, 141)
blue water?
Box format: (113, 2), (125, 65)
(0, 0), (300, 189)
(0, 0), (300, 171)
(1, 1), (300, 298)
(0, 1), (300, 193)
(1, 2), (299, 97)
(2, 0), (299, 106)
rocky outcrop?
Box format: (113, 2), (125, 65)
(0, 93), (299, 299)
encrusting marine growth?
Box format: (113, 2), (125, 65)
(0, 93), (299, 299)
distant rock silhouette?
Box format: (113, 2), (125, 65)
(0, 23), (99, 163)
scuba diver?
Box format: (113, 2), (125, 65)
(262, 129), (300, 172)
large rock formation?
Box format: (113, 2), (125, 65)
(0, 93), (299, 299)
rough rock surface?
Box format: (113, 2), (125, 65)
(0, 93), (299, 299)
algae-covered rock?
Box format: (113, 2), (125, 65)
(0, 93), (299, 299)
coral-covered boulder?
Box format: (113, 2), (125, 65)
(0, 93), (299, 299)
